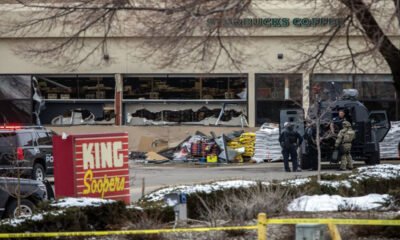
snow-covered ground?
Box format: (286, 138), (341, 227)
(145, 180), (261, 202)
(144, 164), (400, 214)
(1, 210), (64, 227)
(51, 197), (115, 208)
(1, 198), (117, 227)
(280, 178), (311, 186)
(313, 164), (400, 190)
(353, 164), (400, 181)
(145, 164), (400, 201)
(288, 194), (391, 212)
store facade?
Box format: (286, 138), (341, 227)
(0, 2), (399, 127)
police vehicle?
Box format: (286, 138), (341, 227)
(0, 177), (48, 218)
(280, 89), (390, 169)
(0, 125), (54, 180)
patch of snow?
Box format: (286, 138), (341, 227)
(51, 197), (115, 208)
(352, 164), (400, 181)
(319, 180), (352, 189)
(145, 180), (259, 202)
(127, 205), (144, 211)
(288, 194), (391, 212)
(280, 178), (311, 186)
(1, 210), (64, 227)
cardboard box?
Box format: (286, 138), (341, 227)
(194, 82), (201, 89)
(224, 92), (235, 99)
(149, 92), (159, 99)
(86, 93), (95, 99)
(146, 152), (168, 161)
(138, 136), (168, 152)
(96, 91), (106, 99)
(60, 94), (70, 99)
(124, 86), (132, 92)
(47, 93), (57, 99)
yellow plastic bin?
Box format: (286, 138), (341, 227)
(207, 155), (218, 163)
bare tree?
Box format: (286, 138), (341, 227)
(1, 1), (400, 91)
(0, 0), (252, 70)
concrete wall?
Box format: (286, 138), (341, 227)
(47, 125), (258, 151)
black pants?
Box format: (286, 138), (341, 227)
(282, 146), (298, 171)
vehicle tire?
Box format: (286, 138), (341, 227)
(365, 149), (381, 165)
(5, 199), (35, 218)
(32, 163), (46, 181)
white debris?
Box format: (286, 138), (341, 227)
(288, 194), (391, 212)
(145, 180), (259, 202)
(51, 197), (115, 208)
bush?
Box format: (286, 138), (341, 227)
(192, 184), (296, 225)
(0, 201), (175, 234)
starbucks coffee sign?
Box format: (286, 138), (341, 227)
(207, 17), (344, 28)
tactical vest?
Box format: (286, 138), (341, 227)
(284, 131), (298, 148)
(343, 128), (355, 144)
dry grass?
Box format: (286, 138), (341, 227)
(196, 184), (296, 226)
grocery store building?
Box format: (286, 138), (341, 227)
(0, 2), (399, 130)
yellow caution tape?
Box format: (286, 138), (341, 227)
(0, 226), (258, 238)
(2, 218), (400, 238)
(267, 218), (400, 226)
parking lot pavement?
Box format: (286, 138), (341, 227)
(128, 162), (343, 201)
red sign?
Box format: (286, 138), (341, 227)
(53, 133), (130, 203)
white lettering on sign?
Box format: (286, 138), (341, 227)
(83, 143), (94, 169)
(82, 141), (124, 170)
(113, 142), (123, 167)
(100, 142), (112, 168)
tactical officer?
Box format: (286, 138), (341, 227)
(334, 121), (355, 170)
(279, 122), (303, 172)
(330, 109), (347, 134)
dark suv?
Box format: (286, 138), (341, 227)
(0, 177), (48, 218)
(0, 126), (54, 181)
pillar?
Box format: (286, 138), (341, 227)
(302, 72), (310, 117)
(284, 77), (290, 100)
(114, 74), (123, 126)
(248, 73), (256, 127)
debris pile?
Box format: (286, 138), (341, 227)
(129, 121), (400, 163)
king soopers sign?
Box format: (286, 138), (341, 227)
(53, 133), (130, 203)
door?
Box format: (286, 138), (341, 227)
(0, 132), (17, 167)
(15, 132), (37, 172)
(369, 111), (391, 142)
(279, 108), (305, 136)
(36, 131), (54, 173)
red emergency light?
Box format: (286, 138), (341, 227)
(0, 125), (22, 130)
(16, 147), (24, 160)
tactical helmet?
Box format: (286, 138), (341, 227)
(342, 121), (351, 128)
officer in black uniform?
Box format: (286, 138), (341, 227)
(279, 122), (303, 172)
(330, 109), (347, 134)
